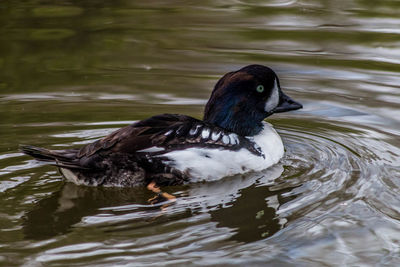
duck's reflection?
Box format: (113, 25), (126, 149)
(209, 181), (296, 242)
(22, 184), (148, 240)
(188, 165), (298, 242)
(23, 165), (298, 243)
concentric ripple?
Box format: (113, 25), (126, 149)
(276, 118), (400, 221)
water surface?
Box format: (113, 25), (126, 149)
(1, 0), (400, 266)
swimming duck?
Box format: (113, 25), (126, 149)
(21, 65), (302, 194)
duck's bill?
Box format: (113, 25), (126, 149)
(274, 92), (303, 113)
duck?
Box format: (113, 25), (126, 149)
(21, 64), (302, 198)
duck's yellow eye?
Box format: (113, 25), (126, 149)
(256, 85), (264, 93)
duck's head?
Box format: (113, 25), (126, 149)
(203, 64), (302, 136)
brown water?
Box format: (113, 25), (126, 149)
(1, 1), (400, 266)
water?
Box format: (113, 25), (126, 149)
(1, 0), (400, 266)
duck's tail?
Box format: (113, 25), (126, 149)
(20, 145), (84, 169)
(20, 145), (58, 161)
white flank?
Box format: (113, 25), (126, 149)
(264, 79), (280, 112)
(60, 168), (86, 185)
(158, 122), (284, 182)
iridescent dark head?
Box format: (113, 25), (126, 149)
(203, 64), (302, 136)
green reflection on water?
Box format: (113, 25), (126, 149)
(32, 6), (83, 18)
(30, 29), (76, 40)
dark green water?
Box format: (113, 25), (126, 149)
(1, 1), (400, 266)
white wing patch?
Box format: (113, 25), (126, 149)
(264, 79), (280, 112)
(137, 146), (165, 153)
(228, 133), (239, 145)
(164, 129), (174, 136)
(201, 128), (210, 139)
(222, 134), (230, 144)
(211, 130), (221, 141)
(189, 124), (202, 135)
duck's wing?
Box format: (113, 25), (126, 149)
(76, 114), (198, 158)
(77, 113), (262, 159)
(21, 114), (194, 169)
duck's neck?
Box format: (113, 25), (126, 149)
(215, 117), (264, 136)
(204, 107), (264, 136)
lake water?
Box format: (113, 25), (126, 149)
(1, 1), (400, 266)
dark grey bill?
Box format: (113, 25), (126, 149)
(274, 92), (303, 113)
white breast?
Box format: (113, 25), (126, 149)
(159, 122), (284, 182)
